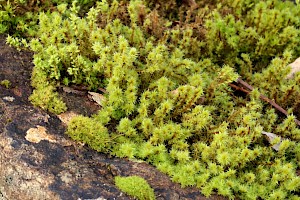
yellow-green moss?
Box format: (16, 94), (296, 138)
(3, 0), (300, 199)
(0, 80), (11, 89)
(115, 176), (155, 200)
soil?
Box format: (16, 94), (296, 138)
(0, 34), (228, 200)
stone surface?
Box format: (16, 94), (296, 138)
(25, 126), (57, 143)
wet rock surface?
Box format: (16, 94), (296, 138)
(0, 34), (226, 200)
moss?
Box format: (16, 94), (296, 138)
(66, 115), (111, 152)
(3, 0), (300, 199)
(29, 85), (67, 114)
(115, 176), (155, 200)
(0, 80), (11, 89)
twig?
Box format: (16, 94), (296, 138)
(228, 83), (250, 94)
(236, 78), (254, 91)
(230, 78), (300, 126)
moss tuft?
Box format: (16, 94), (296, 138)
(115, 176), (155, 200)
(0, 80), (11, 89)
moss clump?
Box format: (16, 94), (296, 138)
(28, 66), (67, 114)
(115, 176), (155, 200)
(66, 115), (110, 152)
(0, 80), (11, 89)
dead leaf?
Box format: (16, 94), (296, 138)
(88, 92), (106, 106)
(286, 57), (300, 79)
(98, 87), (107, 94)
(57, 111), (79, 125)
(262, 131), (283, 151)
(62, 86), (85, 95)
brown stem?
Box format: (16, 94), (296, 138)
(229, 83), (250, 94)
(236, 78), (254, 91)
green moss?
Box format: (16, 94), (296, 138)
(0, 80), (11, 89)
(29, 85), (67, 114)
(115, 176), (155, 200)
(66, 115), (111, 152)
(3, 0), (300, 199)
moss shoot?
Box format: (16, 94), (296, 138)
(115, 176), (155, 200)
(0, 79), (11, 89)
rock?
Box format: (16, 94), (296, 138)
(2, 96), (14, 102)
(25, 126), (56, 143)
(0, 134), (60, 200)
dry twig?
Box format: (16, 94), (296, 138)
(230, 78), (300, 126)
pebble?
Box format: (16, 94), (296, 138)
(3, 96), (14, 102)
